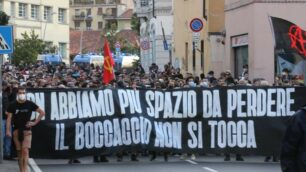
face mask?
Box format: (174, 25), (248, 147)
(188, 81), (196, 87)
(17, 94), (26, 101)
(200, 82), (209, 87)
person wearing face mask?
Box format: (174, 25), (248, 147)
(6, 87), (45, 172)
(188, 78), (197, 87)
(199, 79), (209, 88)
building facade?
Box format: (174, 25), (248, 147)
(225, 0), (306, 84)
(69, 0), (134, 31)
(0, 0), (70, 64)
(135, 0), (173, 72)
(173, 0), (225, 76)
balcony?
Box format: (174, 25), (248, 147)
(104, 14), (116, 20)
(70, 0), (118, 7)
(136, 6), (153, 18)
(71, 0), (94, 5)
(73, 15), (93, 21)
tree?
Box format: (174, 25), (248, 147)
(12, 30), (46, 64)
(131, 13), (140, 34)
(0, 11), (10, 25)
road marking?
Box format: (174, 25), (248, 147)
(185, 159), (198, 165)
(29, 158), (42, 172)
(203, 167), (218, 172)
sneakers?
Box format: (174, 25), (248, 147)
(224, 156), (230, 161)
(164, 154), (168, 162)
(3, 156), (14, 160)
(224, 154), (230, 161)
(150, 154), (156, 161)
(191, 154), (196, 160)
(236, 155), (244, 161)
(93, 156), (100, 163)
(180, 154), (187, 160)
(73, 159), (81, 163)
(264, 156), (271, 162)
(131, 154), (139, 162)
(272, 156), (279, 162)
(100, 156), (109, 162)
(68, 159), (81, 164)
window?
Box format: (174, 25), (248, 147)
(59, 43), (67, 58)
(86, 21), (92, 30)
(86, 8), (91, 16)
(10, 2), (15, 17)
(44, 6), (52, 22)
(140, 0), (148, 7)
(74, 21), (80, 29)
(97, 8), (103, 15)
(31, 5), (39, 20)
(98, 22), (103, 29)
(75, 9), (80, 16)
(58, 8), (66, 23)
(18, 3), (26, 18)
(234, 46), (248, 78)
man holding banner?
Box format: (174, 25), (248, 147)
(5, 87), (45, 172)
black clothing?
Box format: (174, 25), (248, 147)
(2, 90), (9, 120)
(281, 107), (306, 172)
(6, 100), (39, 131)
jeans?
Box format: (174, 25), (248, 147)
(2, 120), (12, 156)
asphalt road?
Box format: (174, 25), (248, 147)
(34, 155), (281, 172)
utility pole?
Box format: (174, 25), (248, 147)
(0, 56), (3, 163)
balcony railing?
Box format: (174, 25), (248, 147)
(73, 15), (93, 21)
(70, 0), (119, 5)
(104, 14), (116, 20)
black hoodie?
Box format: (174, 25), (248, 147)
(281, 107), (306, 172)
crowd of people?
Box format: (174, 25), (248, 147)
(1, 61), (303, 164)
(2, 61), (303, 92)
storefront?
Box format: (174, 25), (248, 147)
(224, 0), (306, 84)
(231, 34), (248, 78)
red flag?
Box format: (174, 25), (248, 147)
(103, 39), (115, 84)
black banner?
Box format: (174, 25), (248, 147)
(27, 87), (304, 158)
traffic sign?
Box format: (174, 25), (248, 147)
(115, 41), (121, 48)
(141, 40), (150, 50)
(163, 40), (168, 51)
(0, 26), (13, 54)
(190, 18), (204, 32)
(192, 32), (200, 49)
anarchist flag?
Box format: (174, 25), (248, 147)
(270, 16), (306, 84)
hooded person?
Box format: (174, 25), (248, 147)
(281, 105), (306, 172)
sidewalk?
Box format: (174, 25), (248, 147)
(0, 160), (19, 172)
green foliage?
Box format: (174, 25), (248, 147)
(12, 30), (46, 64)
(105, 22), (118, 51)
(131, 13), (140, 34)
(0, 11), (10, 25)
(104, 20), (140, 55)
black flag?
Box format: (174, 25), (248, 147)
(270, 16), (306, 84)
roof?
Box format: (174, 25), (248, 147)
(117, 9), (133, 19)
(70, 30), (103, 55)
(116, 29), (140, 47)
